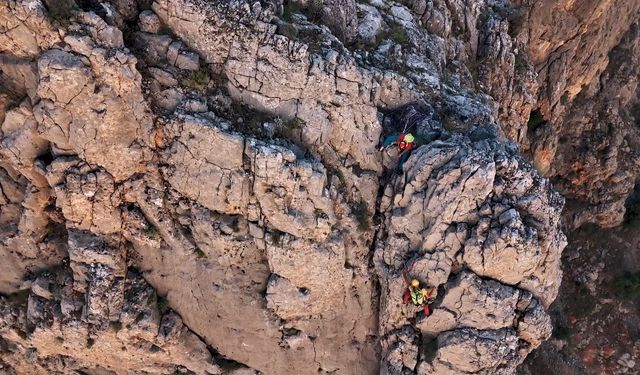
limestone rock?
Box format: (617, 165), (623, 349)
(4, 0), (629, 374)
(34, 15), (153, 181)
(139, 10), (162, 33)
(376, 121), (565, 374)
(423, 328), (520, 375)
(0, 0), (61, 58)
(311, 0), (359, 43)
(523, 0), (640, 227)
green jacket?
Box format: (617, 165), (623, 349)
(410, 289), (426, 305)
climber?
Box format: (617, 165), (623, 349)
(379, 132), (416, 169)
(402, 276), (435, 316)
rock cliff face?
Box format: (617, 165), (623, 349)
(0, 0), (637, 374)
(518, 0), (640, 228)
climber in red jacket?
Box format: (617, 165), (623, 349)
(401, 268), (435, 316)
(379, 133), (416, 169)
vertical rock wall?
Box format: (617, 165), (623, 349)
(1, 0), (635, 373)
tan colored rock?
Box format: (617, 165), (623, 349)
(0, 1), (590, 374)
(421, 328), (520, 375)
(266, 235), (351, 319)
(139, 10), (162, 33)
(418, 272), (520, 335)
(1, 101), (49, 187)
(376, 122), (565, 374)
(0, 0), (61, 58)
(34, 16), (153, 181)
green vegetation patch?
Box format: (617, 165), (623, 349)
(270, 230), (283, 246)
(109, 321), (123, 333)
(181, 68), (211, 91)
(145, 223), (159, 238)
(390, 24), (409, 46)
(193, 247), (207, 259)
(157, 295), (170, 315)
(351, 200), (371, 232)
(6, 289), (30, 305)
(624, 183), (640, 226)
(45, 0), (79, 26)
(611, 273), (640, 300)
(527, 109), (546, 133)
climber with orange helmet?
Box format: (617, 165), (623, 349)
(379, 132), (416, 169)
(402, 272), (435, 316)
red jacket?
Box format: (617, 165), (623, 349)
(397, 134), (414, 153)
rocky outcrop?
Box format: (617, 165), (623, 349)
(34, 12), (154, 181)
(518, 0), (640, 227)
(0, 230), (223, 375)
(5, 0), (639, 373)
(538, 23), (640, 228)
(375, 121), (563, 374)
(0, 0), (61, 58)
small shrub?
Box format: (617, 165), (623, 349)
(274, 116), (305, 140)
(270, 230), (283, 245)
(560, 93), (569, 105)
(284, 117), (304, 129)
(390, 25), (409, 46)
(477, 8), (492, 30)
(314, 208), (328, 219)
(567, 284), (596, 318)
(277, 22), (298, 40)
(134, 313), (145, 324)
(86, 337), (95, 348)
(527, 109), (546, 132)
(145, 224), (158, 238)
(51, 284), (62, 300)
(181, 68), (210, 91)
(230, 103), (273, 137)
(45, 0), (79, 25)
(351, 200), (371, 232)
(356, 30), (393, 51)
(7, 289), (30, 305)
(611, 273), (640, 300)
(477, 4), (526, 38)
(442, 116), (461, 132)
(514, 52), (528, 74)
(193, 247), (207, 259)
(55, 336), (64, 343)
(552, 325), (571, 340)
(109, 321), (122, 333)
(326, 166), (347, 191)
(282, 1), (321, 23)
(506, 8), (527, 37)
(157, 296), (170, 315)
(624, 183), (640, 226)
(282, 1), (303, 22)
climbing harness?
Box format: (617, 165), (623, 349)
(401, 263), (435, 316)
